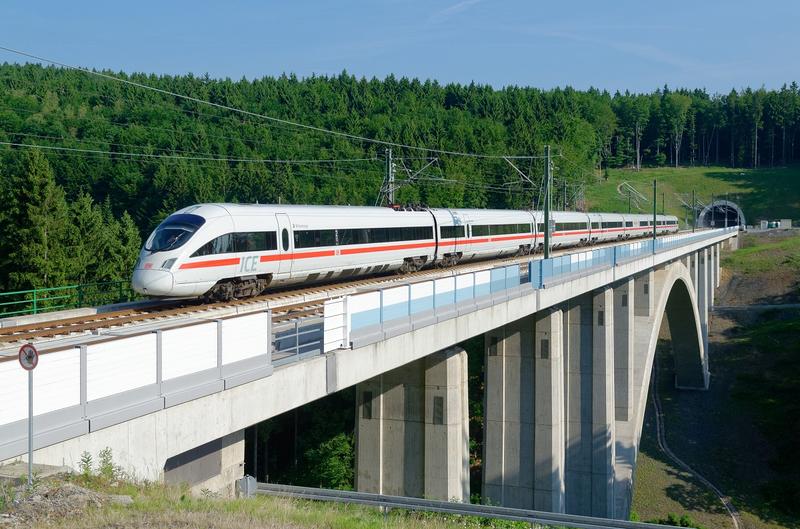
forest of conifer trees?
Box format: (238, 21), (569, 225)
(1, 62), (798, 290)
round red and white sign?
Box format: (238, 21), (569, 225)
(18, 343), (38, 371)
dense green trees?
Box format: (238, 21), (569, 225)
(0, 149), (141, 290)
(1, 62), (799, 289)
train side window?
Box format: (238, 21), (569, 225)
(537, 223), (545, 232)
(591, 222), (600, 229)
(441, 226), (465, 239)
(555, 222), (585, 231)
(282, 229), (289, 251)
(191, 233), (233, 257)
(472, 225), (490, 237)
(625, 221), (633, 227)
(294, 229), (336, 248)
(232, 232), (277, 252)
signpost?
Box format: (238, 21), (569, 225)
(18, 343), (38, 488)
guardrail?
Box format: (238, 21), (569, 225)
(249, 481), (689, 529)
(0, 280), (135, 318)
(532, 228), (735, 288)
(273, 316), (324, 366)
(326, 227), (738, 351)
(0, 311), (272, 461)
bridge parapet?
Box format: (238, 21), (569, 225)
(0, 311), (272, 462)
(326, 228), (738, 353)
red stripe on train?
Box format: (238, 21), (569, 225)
(179, 257), (241, 269)
(260, 250), (336, 262)
(339, 241), (436, 255)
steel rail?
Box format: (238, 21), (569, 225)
(254, 482), (690, 529)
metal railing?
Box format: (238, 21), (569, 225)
(334, 227), (738, 351)
(273, 316), (324, 366)
(0, 280), (135, 317)
(530, 227), (738, 288)
(249, 481), (690, 529)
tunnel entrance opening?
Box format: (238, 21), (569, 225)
(697, 200), (745, 229)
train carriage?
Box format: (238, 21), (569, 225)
(445, 208), (536, 262)
(132, 203), (679, 300)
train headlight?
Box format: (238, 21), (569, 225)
(161, 258), (177, 270)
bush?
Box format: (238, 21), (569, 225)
(649, 512), (708, 529)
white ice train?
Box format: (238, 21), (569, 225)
(131, 204), (679, 300)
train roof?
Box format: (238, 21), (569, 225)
(174, 203), (678, 220)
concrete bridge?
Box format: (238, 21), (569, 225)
(0, 227), (738, 519)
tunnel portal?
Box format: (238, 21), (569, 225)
(697, 200), (745, 229)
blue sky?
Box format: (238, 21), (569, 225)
(1, 0), (797, 93)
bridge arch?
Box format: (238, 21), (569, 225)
(632, 260), (708, 442)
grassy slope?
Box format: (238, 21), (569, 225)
(723, 232), (800, 274)
(632, 232), (800, 529)
(583, 165), (800, 224)
(10, 476), (540, 529)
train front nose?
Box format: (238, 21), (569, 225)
(132, 268), (175, 296)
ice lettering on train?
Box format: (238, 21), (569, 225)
(241, 255), (258, 273)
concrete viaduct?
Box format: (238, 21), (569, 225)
(0, 227), (738, 520)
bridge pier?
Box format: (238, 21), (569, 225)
(613, 278), (634, 423)
(354, 346), (469, 501)
(697, 248), (710, 365)
(482, 310), (566, 512)
(483, 291), (618, 517)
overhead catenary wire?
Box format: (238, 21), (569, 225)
(0, 140), (379, 165)
(0, 45), (550, 160)
(0, 101), (333, 154)
(0, 141), (531, 196)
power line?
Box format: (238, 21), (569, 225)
(0, 101), (310, 152)
(0, 45), (547, 160)
(1, 130), (381, 164)
(0, 140), (378, 165)
(0, 140), (530, 197)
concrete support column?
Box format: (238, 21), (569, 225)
(534, 309), (566, 512)
(425, 347), (470, 501)
(613, 278), (634, 422)
(715, 243), (721, 288)
(563, 290), (615, 518)
(697, 249), (709, 364)
(355, 347), (469, 501)
(709, 246), (716, 307)
(633, 270), (654, 319)
(483, 312), (566, 512)
(483, 319), (535, 508)
(591, 288), (615, 517)
(690, 252), (698, 296)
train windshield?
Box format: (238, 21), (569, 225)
(145, 214), (206, 253)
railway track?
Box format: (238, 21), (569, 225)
(0, 232), (698, 348)
(0, 251), (535, 347)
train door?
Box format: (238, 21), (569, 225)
(451, 211), (463, 253)
(275, 213), (293, 276)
